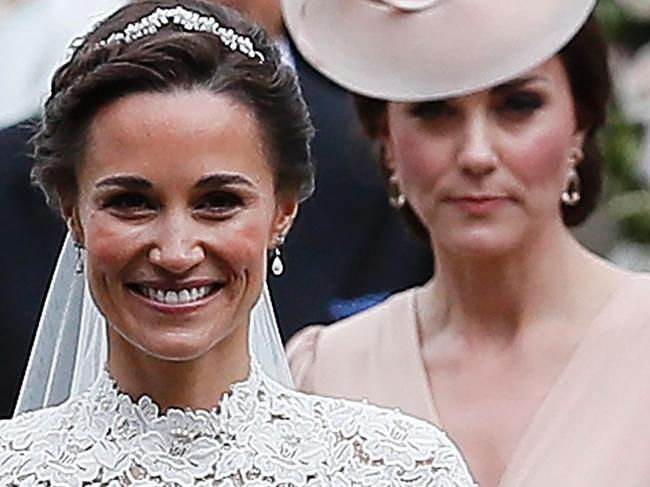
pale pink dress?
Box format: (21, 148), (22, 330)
(287, 274), (650, 486)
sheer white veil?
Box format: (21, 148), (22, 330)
(15, 233), (294, 415)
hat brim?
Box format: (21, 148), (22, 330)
(283, 0), (597, 101)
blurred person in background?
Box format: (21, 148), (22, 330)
(286, 0), (650, 486)
(0, 0), (123, 128)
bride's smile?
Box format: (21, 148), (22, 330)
(127, 279), (225, 312)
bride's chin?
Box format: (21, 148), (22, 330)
(134, 340), (215, 362)
(107, 322), (223, 362)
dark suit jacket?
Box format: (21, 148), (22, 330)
(0, 122), (65, 418)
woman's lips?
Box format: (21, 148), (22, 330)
(446, 195), (513, 215)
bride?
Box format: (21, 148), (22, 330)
(0, 1), (475, 485)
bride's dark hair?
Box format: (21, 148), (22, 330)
(32, 0), (314, 216)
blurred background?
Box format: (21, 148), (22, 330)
(583, 0), (650, 267)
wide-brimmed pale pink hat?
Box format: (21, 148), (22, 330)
(282, 0), (597, 101)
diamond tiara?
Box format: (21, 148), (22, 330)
(97, 6), (265, 62)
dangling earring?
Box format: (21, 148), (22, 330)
(271, 248), (284, 276)
(561, 167), (581, 206)
(388, 173), (406, 209)
(270, 233), (286, 276)
(74, 241), (85, 275)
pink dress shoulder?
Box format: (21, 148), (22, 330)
(287, 288), (438, 422)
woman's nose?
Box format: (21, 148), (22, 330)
(457, 114), (498, 177)
(148, 217), (205, 274)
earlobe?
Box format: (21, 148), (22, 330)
(568, 130), (586, 170)
(382, 140), (397, 173)
(272, 198), (299, 246)
(66, 207), (85, 247)
(572, 130), (586, 153)
(269, 202), (297, 277)
(568, 145), (584, 168)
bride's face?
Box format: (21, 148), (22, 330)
(70, 90), (296, 362)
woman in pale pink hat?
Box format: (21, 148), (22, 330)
(285, 1), (650, 486)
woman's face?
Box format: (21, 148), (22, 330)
(71, 90), (296, 362)
(385, 57), (585, 256)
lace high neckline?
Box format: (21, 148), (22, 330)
(85, 359), (265, 447)
(99, 359), (260, 417)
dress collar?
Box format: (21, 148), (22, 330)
(88, 359), (265, 443)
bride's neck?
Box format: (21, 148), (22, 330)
(107, 325), (250, 412)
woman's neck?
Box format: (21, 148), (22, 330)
(107, 324), (250, 412)
(421, 224), (624, 344)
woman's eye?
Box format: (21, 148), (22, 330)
(104, 193), (153, 213)
(197, 192), (244, 214)
(501, 92), (544, 115)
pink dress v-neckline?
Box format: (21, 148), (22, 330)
(408, 276), (646, 487)
(288, 274), (650, 487)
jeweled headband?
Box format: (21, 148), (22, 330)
(97, 6), (265, 62)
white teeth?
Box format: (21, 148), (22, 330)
(137, 285), (216, 305)
(178, 289), (191, 304)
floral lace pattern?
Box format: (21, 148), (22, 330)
(0, 362), (476, 486)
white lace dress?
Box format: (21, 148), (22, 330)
(0, 361), (476, 486)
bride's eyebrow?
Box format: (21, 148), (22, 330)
(95, 175), (152, 190)
(195, 173), (256, 189)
